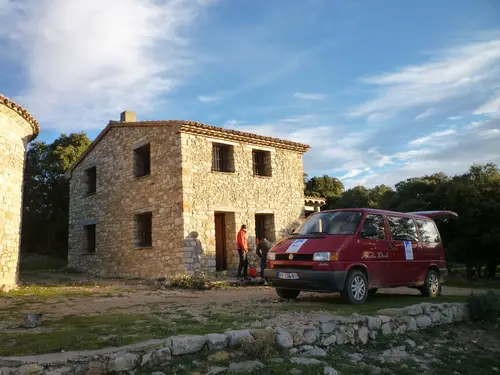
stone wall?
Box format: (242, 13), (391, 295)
(0, 104), (37, 291)
(180, 133), (305, 274)
(68, 126), (185, 278)
(0, 302), (469, 375)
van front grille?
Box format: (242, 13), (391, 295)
(273, 264), (313, 270)
(275, 254), (313, 261)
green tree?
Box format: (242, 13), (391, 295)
(334, 186), (371, 208)
(21, 132), (91, 258)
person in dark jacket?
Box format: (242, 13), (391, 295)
(256, 236), (272, 279)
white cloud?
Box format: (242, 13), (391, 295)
(294, 92), (327, 101)
(475, 93), (500, 117)
(478, 128), (500, 138)
(414, 108), (436, 121)
(448, 116), (462, 120)
(349, 37), (500, 120)
(198, 95), (219, 103)
(409, 129), (456, 146)
(0, 0), (214, 131)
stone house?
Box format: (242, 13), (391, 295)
(67, 111), (311, 278)
(0, 94), (40, 291)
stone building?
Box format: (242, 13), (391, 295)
(0, 94), (40, 291)
(66, 111), (310, 278)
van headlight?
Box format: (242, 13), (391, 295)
(267, 252), (276, 261)
(313, 252), (331, 261)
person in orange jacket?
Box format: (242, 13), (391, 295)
(237, 224), (248, 280)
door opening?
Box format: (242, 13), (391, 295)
(215, 213), (228, 271)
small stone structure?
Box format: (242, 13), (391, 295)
(66, 111), (309, 278)
(0, 302), (469, 375)
(0, 94), (40, 292)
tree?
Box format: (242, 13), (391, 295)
(334, 186), (371, 208)
(21, 132), (91, 258)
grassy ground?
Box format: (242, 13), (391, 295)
(139, 323), (500, 375)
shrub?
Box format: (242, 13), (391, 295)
(468, 291), (500, 322)
(238, 332), (278, 359)
(160, 272), (229, 290)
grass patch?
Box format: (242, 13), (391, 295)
(0, 285), (98, 298)
(445, 274), (500, 290)
(19, 258), (67, 272)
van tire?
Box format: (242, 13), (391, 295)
(276, 288), (300, 299)
(342, 270), (368, 305)
(420, 269), (441, 297)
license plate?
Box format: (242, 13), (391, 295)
(278, 272), (299, 280)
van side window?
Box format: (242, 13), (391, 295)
(387, 216), (418, 241)
(416, 220), (440, 242)
(360, 214), (385, 240)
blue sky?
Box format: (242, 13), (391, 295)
(1, 0), (499, 187)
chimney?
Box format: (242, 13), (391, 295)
(120, 111), (136, 122)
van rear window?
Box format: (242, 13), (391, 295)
(416, 220), (440, 243)
(387, 216), (418, 241)
(295, 211), (362, 235)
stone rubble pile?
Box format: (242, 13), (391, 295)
(0, 302), (469, 375)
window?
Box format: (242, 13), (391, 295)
(387, 216), (418, 241)
(295, 211), (363, 236)
(252, 150), (272, 177)
(84, 224), (96, 253)
(135, 212), (152, 247)
(134, 144), (151, 178)
(84, 166), (97, 194)
(255, 214), (276, 242)
(360, 214), (386, 240)
(416, 220), (440, 243)
(212, 143), (234, 172)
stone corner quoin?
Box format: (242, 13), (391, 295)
(0, 302), (470, 375)
(0, 94), (40, 292)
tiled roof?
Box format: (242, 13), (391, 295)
(67, 119), (310, 177)
(0, 94), (40, 139)
(107, 120), (310, 152)
(304, 195), (327, 204)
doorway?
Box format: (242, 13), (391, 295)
(214, 213), (227, 271)
(255, 214), (276, 242)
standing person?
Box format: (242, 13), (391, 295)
(256, 236), (272, 279)
(237, 224), (248, 280)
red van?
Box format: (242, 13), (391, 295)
(264, 208), (457, 304)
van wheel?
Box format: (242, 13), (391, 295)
(342, 270), (368, 305)
(276, 288), (300, 299)
(419, 269), (441, 297)
(368, 288), (378, 296)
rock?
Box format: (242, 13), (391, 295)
(320, 334), (337, 347)
(225, 330), (252, 347)
(381, 348), (411, 363)
(366, 316), (382, 330)
(141, 352), (152, 366)
(324, 367), (339, 375)
(0, 369), (17, 375)
(334, 327), (345, 345)
(206, 333), (229, 350)
(348, 353), (363, 362)
(151, 372), (165, 375)
(430, 311), (442, 324)
(208, 351), (230, 362)
(87, 361), (105, 375)
(107, 353), (138, 372)
(290, 357), (325, 366)
(379, 316), (392, 324)
(302, 328), (321, 345)
(268, 358), (284, 363)
(405, 339), (417, 349)
(206, 367), (228, 375)
(23, 314), (42, 328)
(289, 348), (299, 356)
(492, 367), (499, 372)
(289, 369), (303, 375)
(170, 335), (206, 355)
(356, 326), (369, 344)
(228, 361), (265, 372)
(345, 326), (356, 345)
(18, 365), (43, 375)
(369, 331), (377, 340)
(150, 347), (172, 366)
(371, 366), (382, 375)
(394, 325), (407, 335)
(407, 318), (417, 331)
(377, 308), (405, 317)
(406, 305), (424, 316)
(297, 345), (327, 357)
(381, 323), (392, 336)
(276, 328), (294, 348)
(416, 315), (432, 328)
(320, 322), (335, 334)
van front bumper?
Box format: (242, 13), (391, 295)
(264, 269), (347, 293)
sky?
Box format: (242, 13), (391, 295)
(1, 0), (500, 188)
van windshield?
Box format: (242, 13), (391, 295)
(295, 211), (363, 235)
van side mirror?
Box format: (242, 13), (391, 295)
(361, 225), (378, 238)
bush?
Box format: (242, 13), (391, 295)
(159, 272), (229, 290)
(238, 332), (278, 359)
(468, 291), (500, 322)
